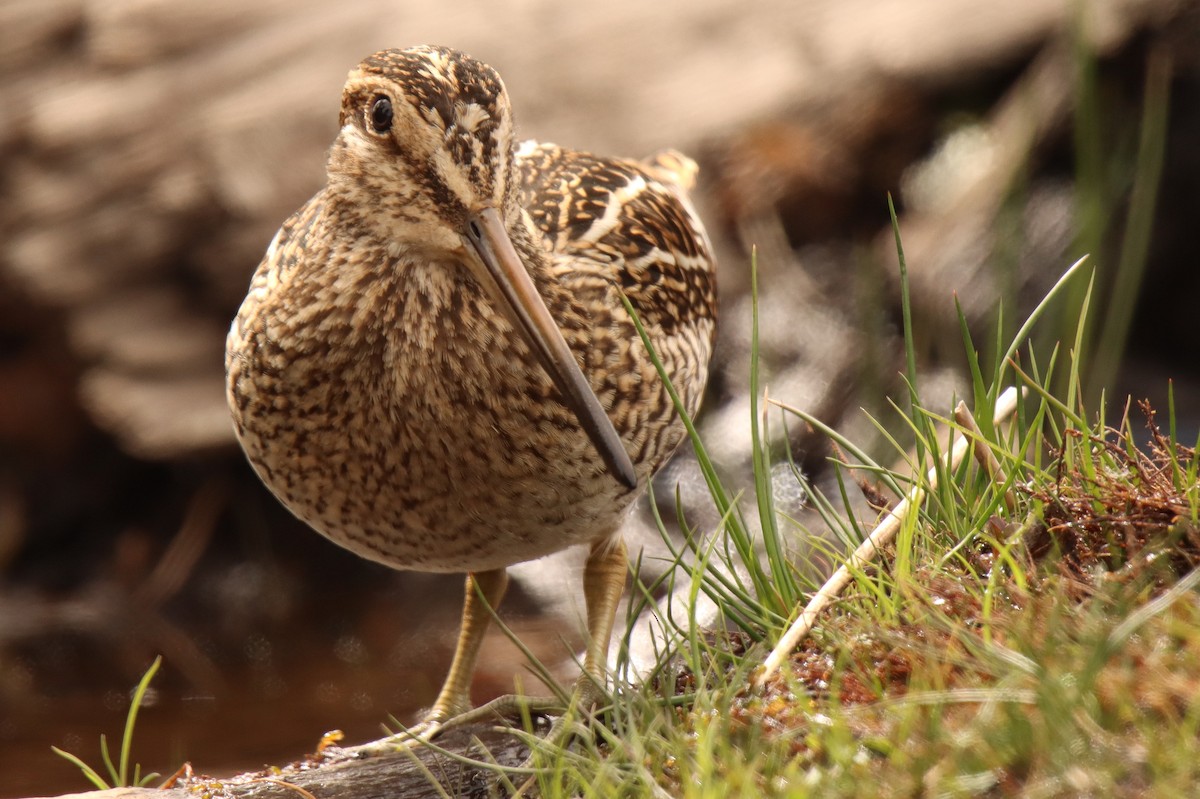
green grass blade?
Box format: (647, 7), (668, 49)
(119, 655), (162, 787)
(747, 250), (794, 611)
(956, 295), (989, 426)
(99, 734), (117, 787)
(771, 399), (905, 501)
(1003, 256), (1090, 385)
(51, 747), (112, 791)
(888, 194), (919, 401)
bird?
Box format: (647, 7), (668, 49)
(225, 44), (717, 752)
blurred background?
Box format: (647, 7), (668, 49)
(2, 0), (1198, 794)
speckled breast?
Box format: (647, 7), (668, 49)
(226, 255), (708, 574)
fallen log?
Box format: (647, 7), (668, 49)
(33, 726), (535, 799)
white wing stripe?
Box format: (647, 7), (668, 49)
(577, 176), (646, 245)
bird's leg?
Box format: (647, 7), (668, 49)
(354, 568), (508, 756)
(426, 568), (511, 727)
(508, 537), (630, 786)
(506, 537), (630, 795)
(355, 539), (629, 764)
(410, 537), (630, 737)
(576, 536), (628, 708)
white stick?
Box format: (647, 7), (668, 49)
(754, 385), (1022, 686)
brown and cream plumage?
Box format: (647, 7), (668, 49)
(225, 45), (716, 747)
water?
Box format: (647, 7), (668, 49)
(0, 570), (569, 798)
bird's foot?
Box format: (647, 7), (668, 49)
(448, 676), (611, 751)
(349, 738), (412, 759)
(347, 693), (567, 759)
(499, 679), (611, 795)
(349, 713), (452, 758)
(349, 682), (612, 799)
(435, 693), (567, 732)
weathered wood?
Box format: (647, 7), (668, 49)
(27, 727), (533, 799)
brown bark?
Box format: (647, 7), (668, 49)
(32, 727), (534, 799)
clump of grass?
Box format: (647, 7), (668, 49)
(51, 655), (163, 790)
(512, 234), (1198, 796)
(733, 391), (1200, 795)
(394, 36), (1179, 796)
(1025, 399), (1200, 585)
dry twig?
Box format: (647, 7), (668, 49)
(755, 386), (1022, 685)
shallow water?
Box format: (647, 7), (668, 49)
(0, 567), (570, 799)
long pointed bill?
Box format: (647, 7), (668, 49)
(464, 206), (637, 489)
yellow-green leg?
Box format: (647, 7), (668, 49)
(354, 538), (628, 765)
(401, 537), (629, 729)
(575, 536), (628, 706)
(510, 537), (629, 795)
(355, 567), (508, 755)
(426, 568), (510, 727)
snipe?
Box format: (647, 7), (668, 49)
(226, 44), (716, 752)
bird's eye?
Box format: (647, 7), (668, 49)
(369, 96), (393, 133)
